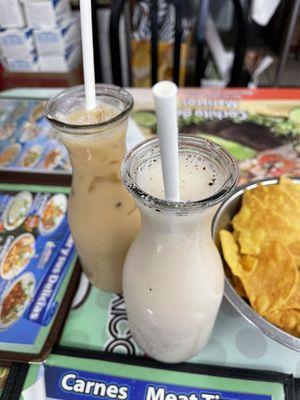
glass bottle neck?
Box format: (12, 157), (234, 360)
(138, 203), (216, 233)
(53, 118), (128, 179)
(122, 136), (239, 216)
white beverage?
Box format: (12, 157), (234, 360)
(137, 152), (223, 200)
(123, 150), (225, 363)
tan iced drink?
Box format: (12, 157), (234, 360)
(45, 85), (139, 293)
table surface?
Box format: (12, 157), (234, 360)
(1, 87), (300, 377)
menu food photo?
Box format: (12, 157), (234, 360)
(0, 99), (71, 173)
(0, 87), (299, 399)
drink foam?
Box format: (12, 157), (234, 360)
(61, 104), (118, 125)
(137, 152), (223, 202)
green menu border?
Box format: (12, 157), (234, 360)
(54, 347), (296, 399)
(2, 347), (296, 400)
(24, 354), (285, 399)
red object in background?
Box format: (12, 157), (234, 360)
(0, 64), (83, 91)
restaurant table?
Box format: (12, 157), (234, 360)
(1, 87), (300, 377)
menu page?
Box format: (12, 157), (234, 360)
(1, 90), (300, 181)
(17, 353), (292, 400)
(0, 99), (71, 173)
(0, 183), (77, 356)
(131, 88), (300, 184)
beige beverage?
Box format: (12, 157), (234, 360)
(45, 85), (140, 293)
(121, 136), (239, 362)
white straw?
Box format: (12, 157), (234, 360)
(80, 0), (96, 110)
(152, 81), (180, 201)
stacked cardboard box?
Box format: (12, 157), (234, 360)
(0, 0), (81, 72)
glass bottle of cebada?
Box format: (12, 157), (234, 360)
(45, 85), (140, 293)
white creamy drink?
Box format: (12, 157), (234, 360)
(122, 136), (239, 363)
(137, 153), (222, 201)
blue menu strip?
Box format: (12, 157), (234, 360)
(25, 234), (75, 326)
(45, 366), (272, 400)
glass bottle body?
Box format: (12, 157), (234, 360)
(122, 136), (238, 362)
(124, 205), (224, 362)
(45, 85), (140, 293)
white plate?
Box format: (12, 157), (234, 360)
(39, 194), (67, 235)
(3, 191), (33, 231)
(0, 233), (35, 280)
(0, 272), (35, 329)
(0, 122), (15, 141)
(0, 143), (21, 166)
(43, 147), (63, 170)
(20, 144), (43, 168)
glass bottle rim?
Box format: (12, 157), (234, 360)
(44, 84), (134, 132)
(121, 135), (239, 214)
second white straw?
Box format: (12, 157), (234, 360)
(152, 81), (180, 202)
(80, 0), (97, 110)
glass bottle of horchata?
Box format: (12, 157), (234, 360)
(121, 135), (239, 362)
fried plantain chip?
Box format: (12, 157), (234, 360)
(233, 194), (299, 255)
(240, 241), (297, 314)
(219, 230), (257, 276)
(264, 308), (300, 338)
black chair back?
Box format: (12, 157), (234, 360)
(228, 0), (251, 86)
(195, 0), (251, 87)
(109, 0), (183, 87)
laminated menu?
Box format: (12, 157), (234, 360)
(3, 349), (296, 400)
(0, 99), (71, 173)
(0, 176), (80, 363)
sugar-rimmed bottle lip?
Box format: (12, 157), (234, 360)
(121, 135), (239, 214)
(44, 84), (133, 133)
